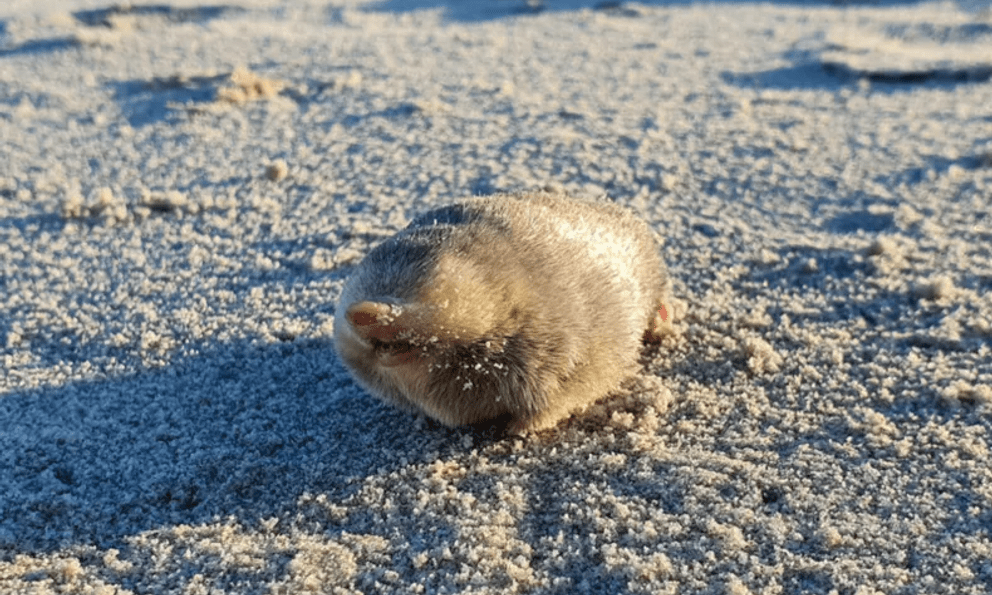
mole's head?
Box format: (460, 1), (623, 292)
(333, 247), (526, 422)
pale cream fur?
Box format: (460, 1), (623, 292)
(334, 191), (674, 433)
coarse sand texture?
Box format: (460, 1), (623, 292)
(1, 0), (991, 594)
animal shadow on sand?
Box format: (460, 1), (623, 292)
(0, 336), (480, 556)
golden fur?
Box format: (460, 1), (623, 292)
(333, 191), (673, 433)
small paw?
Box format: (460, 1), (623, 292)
(644, 301), (677, 342)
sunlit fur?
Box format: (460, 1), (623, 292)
(333, 191), (672, 433)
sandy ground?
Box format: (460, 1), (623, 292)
(2, 0), (992, 593)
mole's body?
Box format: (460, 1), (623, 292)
(333, 191), (673, 433)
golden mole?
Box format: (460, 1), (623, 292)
(334, 191), (674, 433)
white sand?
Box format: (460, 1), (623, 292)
(2, 0), (991, 593)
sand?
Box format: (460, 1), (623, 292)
(1, 0), (991, 593)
